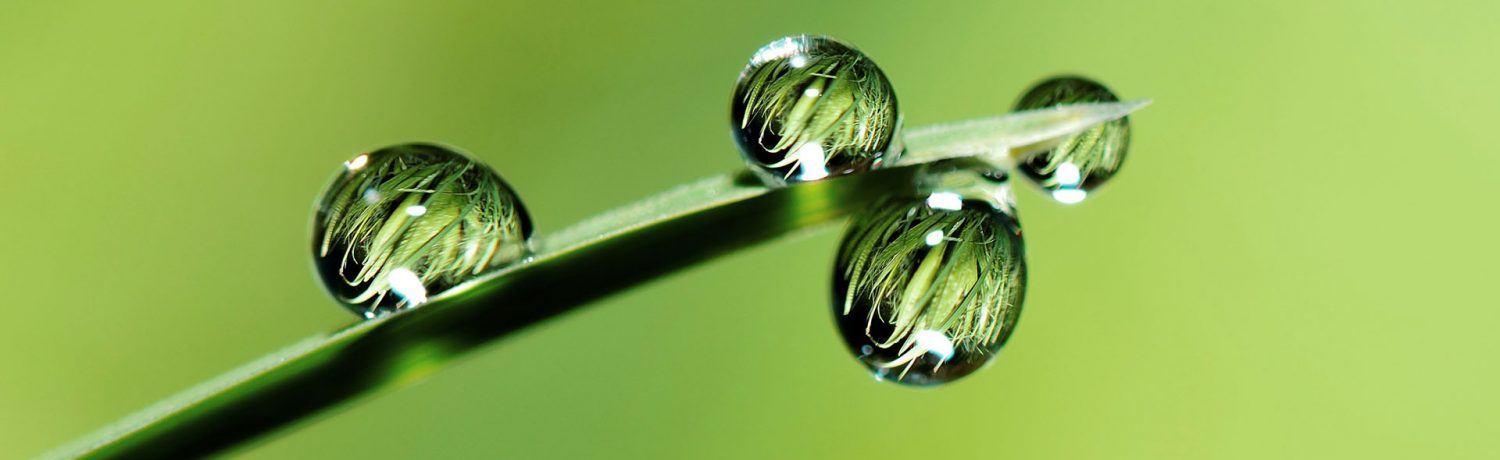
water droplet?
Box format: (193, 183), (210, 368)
(1013, 76), (1131, 202)
(731, 34), (900, 185)
(312, 143), (533, 317)
(833, 191), (1027, 386)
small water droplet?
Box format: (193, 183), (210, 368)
(1013, 76), (1130, 202)
(833, 191), (1027, 386)
(731, 34), (900, 185)
(312, 143), (533, 317)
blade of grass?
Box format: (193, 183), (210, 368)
(900, 99), (1152, 167)
(50, 100), (1148, 459)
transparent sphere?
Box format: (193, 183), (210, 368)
(1013, 76), (1131, 203)
(833, 193), (1027, 386)
(312, 143), (533, 318)
(731, 34), (900, 185)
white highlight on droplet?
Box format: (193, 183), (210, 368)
(1052, 188), (1088, 204)
(1056, 162), (1082, 186)
(752, 37), (805, 67)
(405, 205), (427, 217)
(913, 330), (955, 362)
(344, 154), (369, 170)
(792, 143), (829, 181)
(803, 86), (822, 97)
(388, 267), (428, 306)
(925, 192), (964, 211)
(363, 187), (382, 204)
(924, 229), (945, 246)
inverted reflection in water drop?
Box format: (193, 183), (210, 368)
(730, 34), (900, 185)
(833, 193), (1027, 386)
(312, 143), (533, 318)
(1013, 76), (1131, 202)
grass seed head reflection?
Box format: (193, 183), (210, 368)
(731, 34), (900, 184)
(313, 143), (533, 318)
(1012, 76), (1132, 201)
(833, 193), (1026, 386)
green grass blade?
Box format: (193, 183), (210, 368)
(50, 100), (1146, 459)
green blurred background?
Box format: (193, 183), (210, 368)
(2, 1), (1496, 458)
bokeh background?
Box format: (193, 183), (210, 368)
(3, 1), (1497, 458)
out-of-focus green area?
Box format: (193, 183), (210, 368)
(2, 1), (1496, 458)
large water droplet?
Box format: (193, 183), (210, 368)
(1013, 76), (1131, 203)
(312, 143), (533, 317)
(833, 189), (1027, 386)
(731, 34), (900, 185)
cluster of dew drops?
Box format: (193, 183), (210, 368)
(311, 34), (1131, 387)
